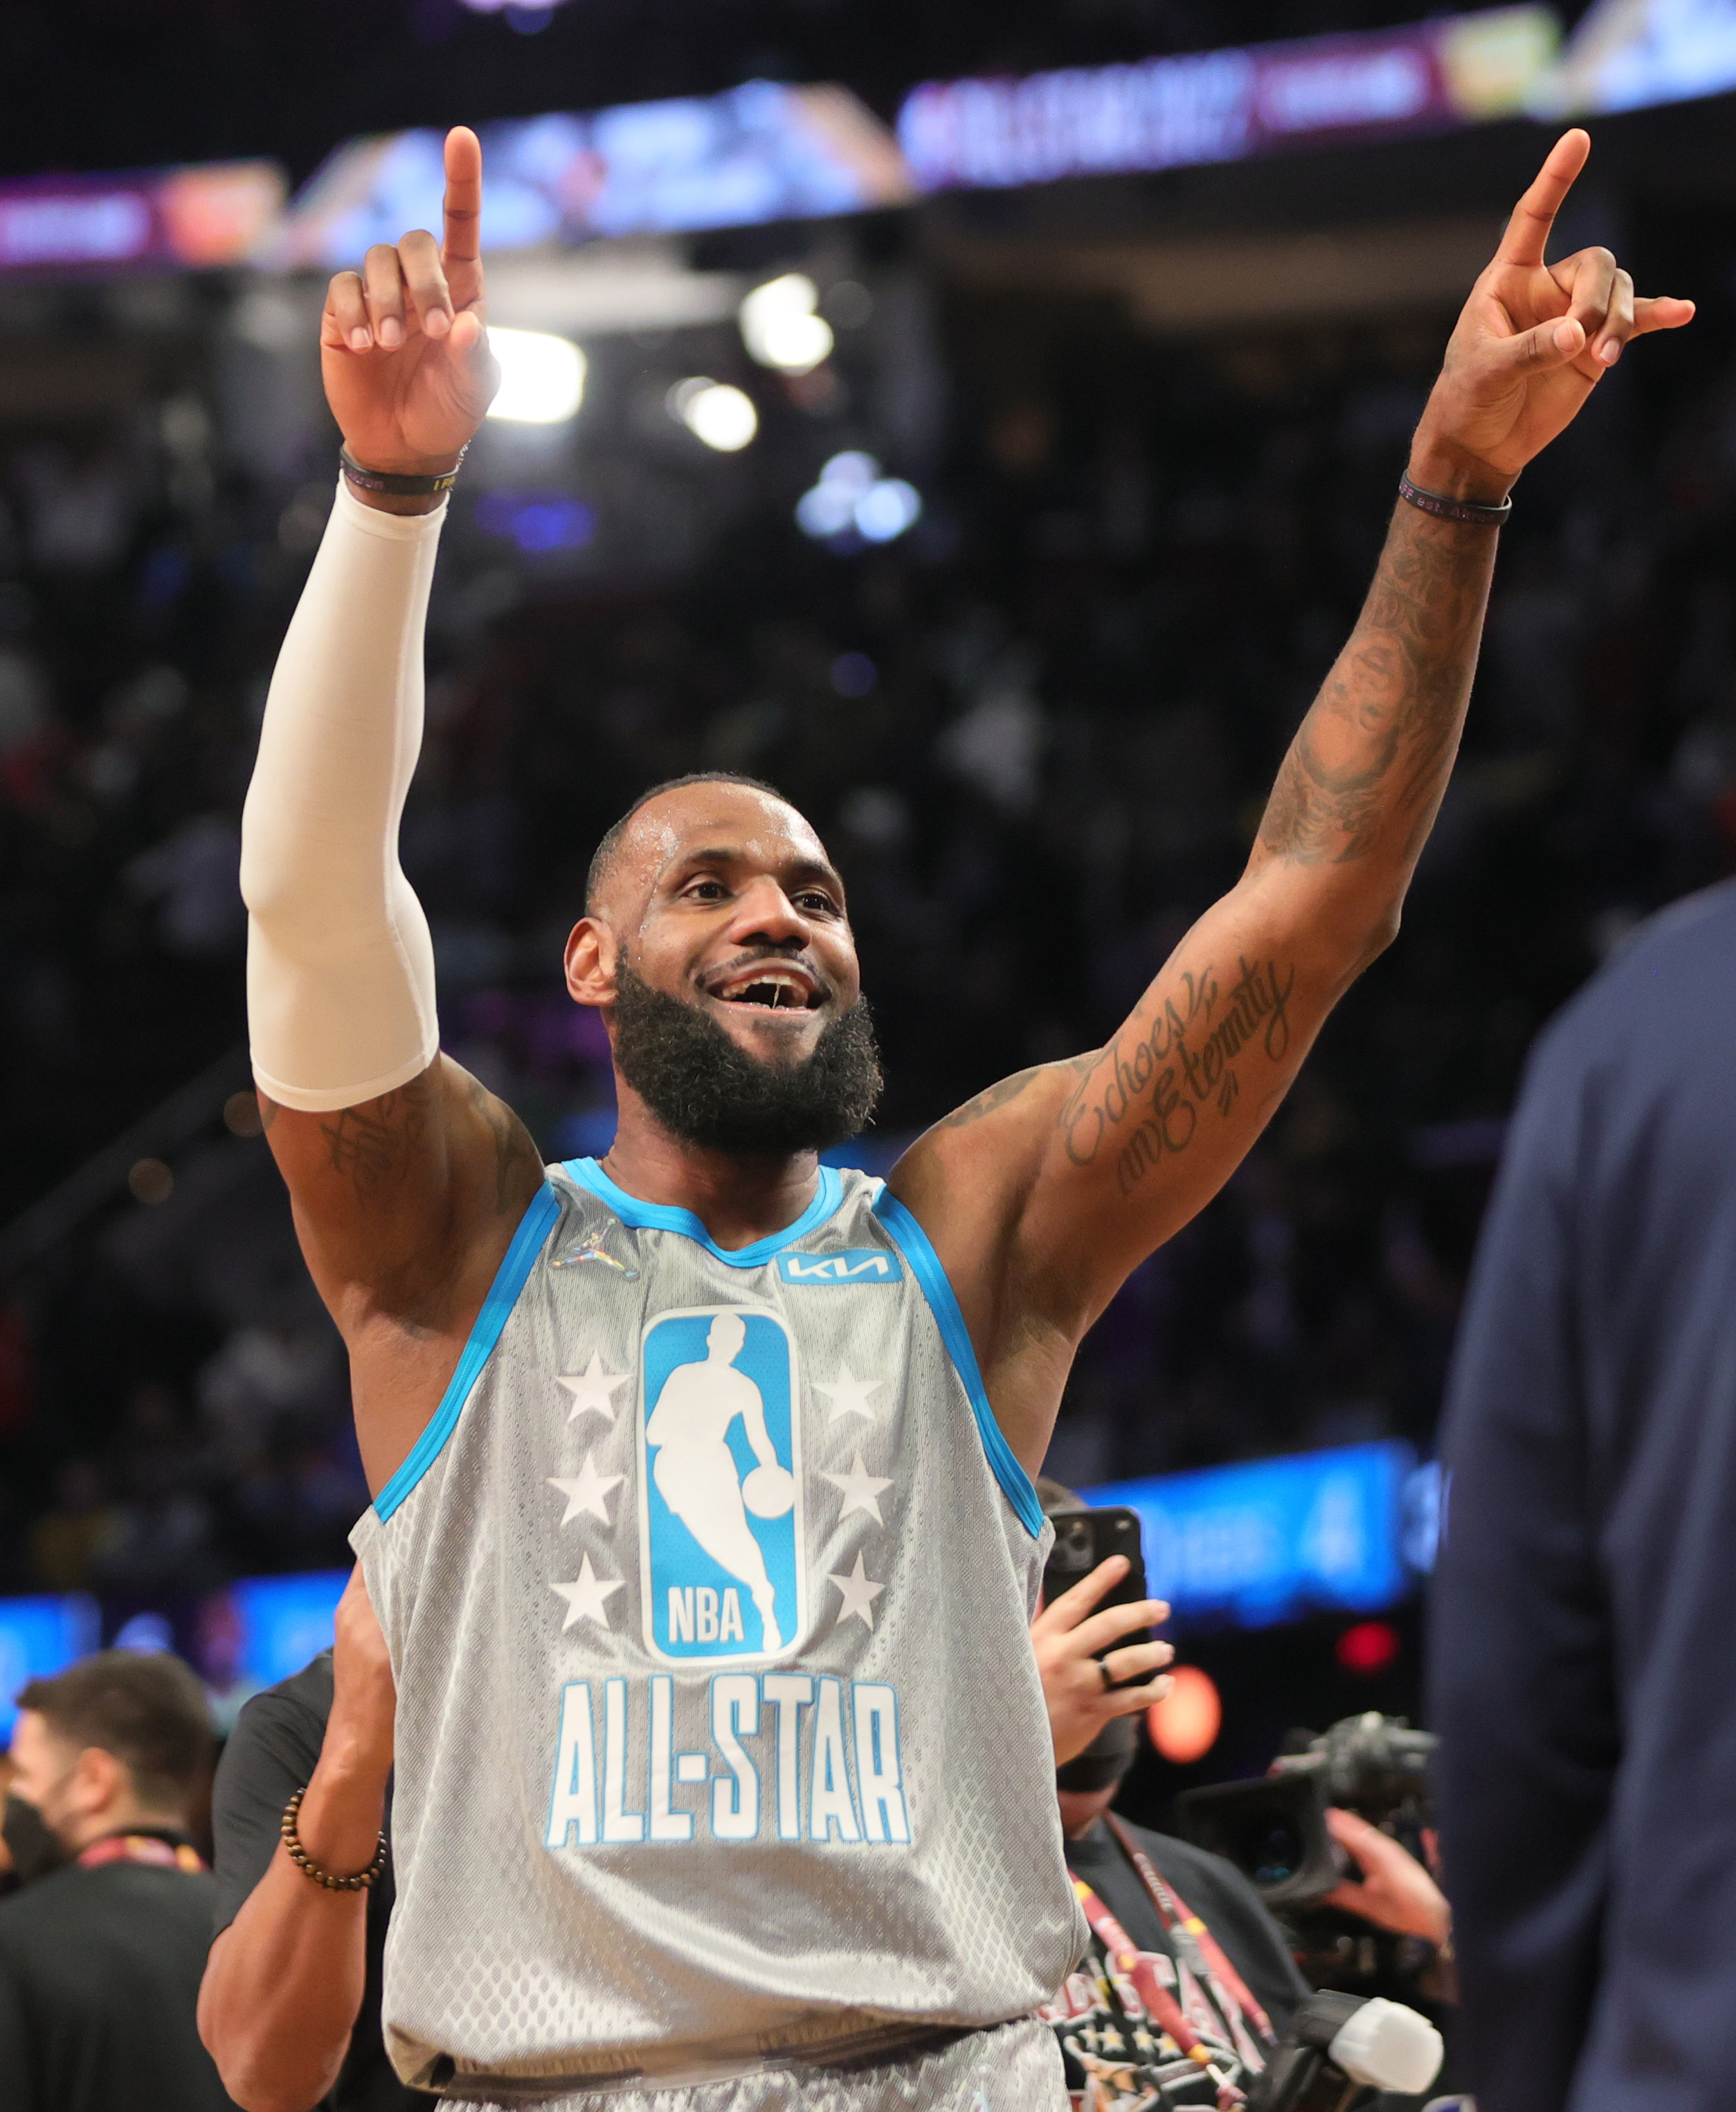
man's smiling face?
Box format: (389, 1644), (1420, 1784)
(566, 780), (880, 1156)
(596, 779), (861, 1055)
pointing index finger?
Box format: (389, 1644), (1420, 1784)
(1497, 127), (1591, 269)
(442, 125), (483, 269)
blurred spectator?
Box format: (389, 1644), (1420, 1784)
(1432, 880), (1736, 2112)
(28, 1460), (118, 1593)
(1036, 1486), (1448, 2106)
(201, 1569), (428, 2112)
(0, 1649), (233, 2111)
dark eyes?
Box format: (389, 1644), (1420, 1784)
(679, 878), (840, 916)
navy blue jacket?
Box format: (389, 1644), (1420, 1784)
(1431, 878), (1736, 2112)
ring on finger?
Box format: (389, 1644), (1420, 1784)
(1097, 1658), (1114, 1693)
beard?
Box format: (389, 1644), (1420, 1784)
(611, 962), (883, 1155)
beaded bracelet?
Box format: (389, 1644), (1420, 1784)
(1398, 473), (1512, 528)
(280, 1786), (388, 1892)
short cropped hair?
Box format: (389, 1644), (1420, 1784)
(17, 1650), (214, 1817)
(584, 771), (791, 913)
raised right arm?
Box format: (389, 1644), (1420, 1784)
(242, 129), (543, 1490)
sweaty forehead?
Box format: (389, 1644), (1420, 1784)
(603, 786), (831, 910)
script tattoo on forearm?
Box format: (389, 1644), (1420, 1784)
(1258, 504), (1496, 868)
(318, 1072), (433, 1193)
(1060, 955), (1295, 1195)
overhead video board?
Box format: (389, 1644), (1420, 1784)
(0, 1594), (100, 1739)
(267, 82), (914, 270)
(896, 7), (1560, 193)
(1084, 1439), (1421, 1631)
(0, 163), (283, 276)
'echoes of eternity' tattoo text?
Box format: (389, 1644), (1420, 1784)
(1062, 957), (1295, 1195)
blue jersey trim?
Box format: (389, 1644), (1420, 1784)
(561, 1158), (846, 1269)
(871, 1190), (1044, 1538)
(373, 1182), (563, 1524)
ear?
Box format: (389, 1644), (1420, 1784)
(564, 915), (617, 1008)
(69, 1745), (128, 1823)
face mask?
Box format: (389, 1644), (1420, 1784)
(3, 1794), (67, 1888)
(1056, 1711), (1138, 1794)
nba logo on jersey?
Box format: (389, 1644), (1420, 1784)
(638, 1306), (806, 1664)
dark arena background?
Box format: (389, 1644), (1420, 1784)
(0, 0), (1730, 1891)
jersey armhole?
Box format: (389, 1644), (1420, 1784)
(871, 1189), (1045, 1537)
(372, 1182), (564, 1524)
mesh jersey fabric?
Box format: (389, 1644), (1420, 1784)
(443, 2017), (1065, 2112)
(352, 1162), (1085, 2095)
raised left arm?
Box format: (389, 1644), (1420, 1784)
(889, 130), (1692, 1470)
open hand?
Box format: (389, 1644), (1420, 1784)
(1321, 1807), (1451, 1949)
(1411, 129), (1693, 500)
(319, 125), (498, 476)
(1031, 1555), (1173, 1766)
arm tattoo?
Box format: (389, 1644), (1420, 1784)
(1059, 956), (1296, 1196)
(1258, 503), (1496, 867)
(936, 1068), (1042, 1130)
(937, 1052), (1099, 1133)
(318, 1073), (433, 1195)
(467, 1072), (540, 1213)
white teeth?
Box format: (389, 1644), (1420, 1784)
(718, 968), (809, 1006)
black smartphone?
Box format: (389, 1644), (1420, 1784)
(1042, 1505), (1150, 1684)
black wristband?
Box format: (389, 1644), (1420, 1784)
(340, 446), (466, 497)
(1398, 473), (1511, 527)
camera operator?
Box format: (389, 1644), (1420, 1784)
(1031, 1488), (1449, 2109)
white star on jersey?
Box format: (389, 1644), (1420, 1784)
(814, 1364), (883, 1425)
(829, 1550), (885, 1631)
(550, 1555), (624, 1631)
(549, 1452), (624, 1527)
(822, 1450), (894, 1524)
(559, 1351), (631, 1426)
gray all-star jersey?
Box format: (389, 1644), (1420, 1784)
(351, 1157), (1085, 2096)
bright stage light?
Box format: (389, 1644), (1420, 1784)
(667, 377), (759, 452)
(485, 328), (586, 423)
(1148, 1664), (1222, 1764)
(739, 273), (834, 374)
(796, 452), (923, 547)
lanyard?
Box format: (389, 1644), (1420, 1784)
(77, 1832), (206, 1874)
(1105, 1815), (1276, 2071)
(1072, 1877), (1247, 2109)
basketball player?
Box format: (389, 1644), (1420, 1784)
(239, 123), (1688, 2107)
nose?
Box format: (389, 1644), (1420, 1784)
(726, 875), (813, 948)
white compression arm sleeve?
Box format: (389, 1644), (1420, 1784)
(241, 481), (444, 1113)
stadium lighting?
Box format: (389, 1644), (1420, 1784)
(667, 377), (759, 452)
(739, 274), (834, 374)
(486, 328), (586, 423)
(796, 453), (923, 547)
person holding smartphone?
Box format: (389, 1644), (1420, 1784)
(1031, 1484), (1452, 2110)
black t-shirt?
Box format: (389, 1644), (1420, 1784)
(211, 1652), (431, 2112)
(0, 1856), (237, 2112)
(1048, 1818), (1312, 2109)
